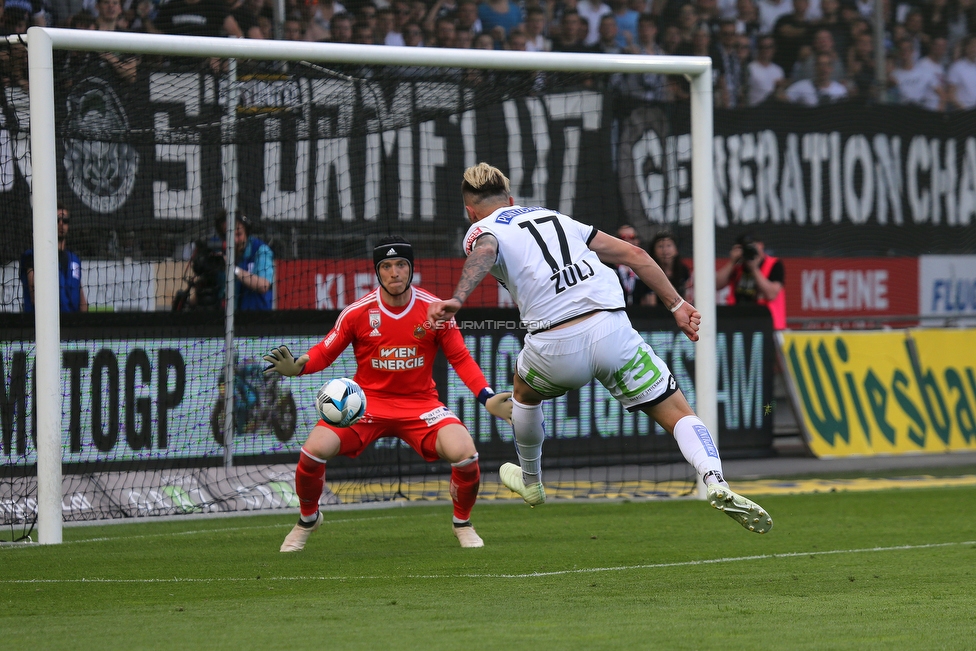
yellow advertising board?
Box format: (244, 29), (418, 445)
(780, 330), (976, 457)
(906, 328), (976, 450)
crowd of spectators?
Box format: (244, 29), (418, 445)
(1, 0), (972, 266)
(3, 0), (976, 108)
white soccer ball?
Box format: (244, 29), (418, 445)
(315, 378), (366, 428)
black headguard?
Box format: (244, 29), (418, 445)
(373, 236), (414, 295)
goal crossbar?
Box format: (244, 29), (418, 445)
(19, 26), (716, 544)
(20, 28), (712, 74)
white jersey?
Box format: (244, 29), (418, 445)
(892, 59), (944, 111)
(946, 57), (976, 109)
(462, 205), (625, 330)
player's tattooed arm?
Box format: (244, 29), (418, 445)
(451, 234), (498, 305)
(427, 234), (498, 325)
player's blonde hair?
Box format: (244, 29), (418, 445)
(461, 163), (510, 204)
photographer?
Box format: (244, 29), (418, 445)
(218, 211), (273, 311)
(178, 210), (273, 311)
(716, 233), (786, 330)
(20, 204), (88, 313)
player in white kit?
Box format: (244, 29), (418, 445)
(428, 163), (772, 534)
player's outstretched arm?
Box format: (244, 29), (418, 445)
(589, 231), (700, 342)
(427, 234), (498, 324)
(263, 345), (309, 376)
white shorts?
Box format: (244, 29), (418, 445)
(516, 310), (677, 411)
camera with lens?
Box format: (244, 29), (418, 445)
(737, 234), (759, 263)
(173, 238), (225, 312)
(190, 238), (225, 308)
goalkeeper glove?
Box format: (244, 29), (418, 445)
(263, 345), (309, 377)
(479, 388), (513, 424)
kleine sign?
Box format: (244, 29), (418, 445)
(277, 257), (922, 318)
(784, 258), (918, 319)
(275, 259), (506, 310)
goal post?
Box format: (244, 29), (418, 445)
(19, 26), (716, 544)
(689, 70), (716, 501)
(26, 28), (63, 545)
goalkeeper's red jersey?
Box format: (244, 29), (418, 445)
(301, 286), (490, 407)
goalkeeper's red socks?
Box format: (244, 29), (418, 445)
(295, 449), (326, 523)
(449, 454), (481, 522)
(296, 450), (481, 523)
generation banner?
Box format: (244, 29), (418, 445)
(704, 105), (976, 256)
(780, 329), (976, 457)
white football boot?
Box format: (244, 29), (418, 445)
(499, 462), (546, 506)
(279, 512), (323, 552)
(707, 484), (773, 534)
(452, 522), (484, 548)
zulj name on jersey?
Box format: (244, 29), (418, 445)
(371, 347), (424, 370)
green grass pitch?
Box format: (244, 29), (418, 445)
(2, 487), (975, 650)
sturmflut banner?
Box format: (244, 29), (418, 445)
(1, 72), (975, 262)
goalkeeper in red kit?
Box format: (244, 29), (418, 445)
(263, 237), (513, 551)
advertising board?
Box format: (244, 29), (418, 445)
(780, 329), (976, 456)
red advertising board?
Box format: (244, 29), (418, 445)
(276, 257), (919, 324)
(275, 259), (506, 310)
(783, 258), (918, 322)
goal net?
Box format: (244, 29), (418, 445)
(0, 30), (715, 543)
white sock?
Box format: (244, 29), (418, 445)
(511, 398), (545, 482)
(672, 415), (724, 483)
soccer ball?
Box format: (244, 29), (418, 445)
(315, 378), (366, 428)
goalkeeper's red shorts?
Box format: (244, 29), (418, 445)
(317, 398), (463, 462)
